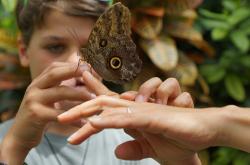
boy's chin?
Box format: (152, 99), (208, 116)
(54, 101), (84, 111)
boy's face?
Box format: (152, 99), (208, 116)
(18, 10), (101, 109)
(20, 10), (97, 78)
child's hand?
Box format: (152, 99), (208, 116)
(1, 62), (95, 153)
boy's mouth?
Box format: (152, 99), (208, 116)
(75, 79), (85, 86)
(72, 75), (87, 89)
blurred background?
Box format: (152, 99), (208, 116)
(0, 0), (250, 164)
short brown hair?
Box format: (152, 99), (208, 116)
(16, 0), (107, 45)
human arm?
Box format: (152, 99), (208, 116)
(59, 95), (250, 163)
(0, 62), (96, 165)
(58, 71), (201, 165)
(214, 105), (250, 153)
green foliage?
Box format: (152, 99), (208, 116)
(198, 0), (250, 102)
(0, 2), (17, 33)
(1, 0), (18, 12)
(0, 0), (250, 163)
(0, 1), (29, 116)
(198, 0), (250, 164)
(211, 147), (250, 165)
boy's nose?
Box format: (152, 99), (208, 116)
(66, 51), (81, 63)
(67, 51), (91, 71)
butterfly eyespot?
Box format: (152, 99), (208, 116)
(110, 57), (122, 70)
(100, 39), (108, 47)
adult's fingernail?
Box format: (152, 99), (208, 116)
(67, 132), (79, 142)
(58, 111), (68, 119)
(135, 95), (145, 102)
(88, 115), (102, 122)
(156, 99), (163, 104)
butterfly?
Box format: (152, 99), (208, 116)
(80, 2), (142, 84)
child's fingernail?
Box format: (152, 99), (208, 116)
(135, 95), (145, 102)
(80, 64), (90, 72)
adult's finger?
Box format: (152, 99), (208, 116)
(155, 78), (181, 105)
(57, 96), (131, 123)
(120, 91), (137, 101)
(88, 109), (152, 131)
(67, 122), (101, 145)
(169, 92), (194, 108)
(135, 77), (162, 102)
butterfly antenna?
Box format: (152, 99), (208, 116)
(90, 65), (94, 75)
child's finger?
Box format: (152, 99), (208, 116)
(35, 63), (82, 89)
(82, 71), (118, 97)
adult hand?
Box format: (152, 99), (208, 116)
(120, 77), (193, 108)
(58, 73), (205, 165)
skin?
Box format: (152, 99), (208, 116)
(0, 9), (196, 165)
(0, 10), (99, 164)
(59, 73), (202, 165)
(58, 84), (250, 165)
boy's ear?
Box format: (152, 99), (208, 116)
(17, 35), (29, 67)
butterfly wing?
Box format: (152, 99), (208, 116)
(82, 2), (142, 84)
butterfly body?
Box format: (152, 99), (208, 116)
(81, 2), (142, 84)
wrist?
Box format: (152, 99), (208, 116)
(159, 153), (201, 165)
(0, 134), (30, 165)
(217, 105), (250, 152)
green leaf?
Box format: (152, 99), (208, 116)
(1, 0), (18, 12)
(227, 8), (250, 26)
(239, 18), (250, 35)
(200, 64), (226, 84)
(230, 31), (249, 53)
(24, 0), (28, 6)
(212, 28), (229, 40)
(222, 0), (238, 11)
(219, 50), (236, 68)
(199, 9), (228, 20)
(225, 74), (246, 102)
(239, 55), (250, 68)
(200, 19), (230, 30)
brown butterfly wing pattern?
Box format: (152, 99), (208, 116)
(81, 2), (142, 84)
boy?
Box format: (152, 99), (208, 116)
(0, 0), (193, 164)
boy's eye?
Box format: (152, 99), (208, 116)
(45, 44), (66, 54)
